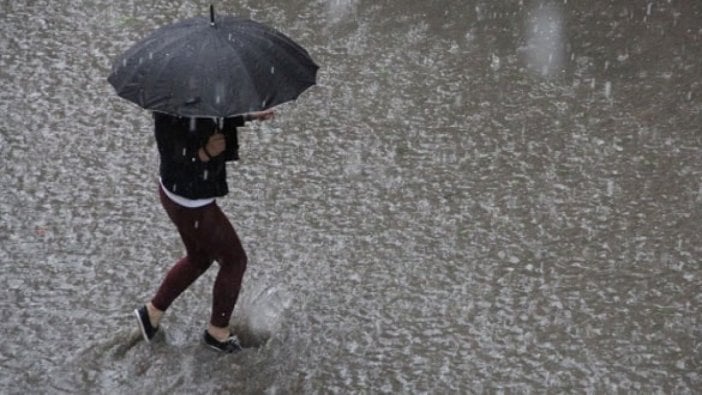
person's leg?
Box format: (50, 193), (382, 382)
(150, 254), (212, 317)
(147, 186), (214, 327)
(198, 203), (248, 340)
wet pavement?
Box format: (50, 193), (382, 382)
(1, 0), (701, 393)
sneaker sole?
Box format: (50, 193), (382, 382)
(203, 342), (242, 353)
(203, 332), (242, 353)
(134, 308), (152, 343)
(204, 343), (227, 352)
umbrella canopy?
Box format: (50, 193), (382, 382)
(107, 6), (318, 118)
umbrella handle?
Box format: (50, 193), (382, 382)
(210, 4), (215, 26)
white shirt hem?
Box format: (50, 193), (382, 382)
(159, 178), (215, 208)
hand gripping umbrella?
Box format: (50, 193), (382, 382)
(107, 5), (318, 118)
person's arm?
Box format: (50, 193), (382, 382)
(220, 110), (275, 161)
(245, 109), (275, 122)
(198, 134), (225, 162)
(155, 113), (223, 164)
(222, 117), (242, 162)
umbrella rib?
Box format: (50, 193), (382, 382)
(228, 24), (317, 81)
(227, 25), (314, 94)
(235, 22), (314, 62)
(192, 29), (218, 115)
(112, 23), (202, 95)
(144, 24), (213, 112)
(218, 32), (263, 115)
(142, 45), (188, 111)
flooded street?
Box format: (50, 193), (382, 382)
(1, 0), (701, 393)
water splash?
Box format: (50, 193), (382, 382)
(234, 284), (292, 347)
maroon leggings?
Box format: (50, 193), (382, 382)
(152, 185), (247, 328)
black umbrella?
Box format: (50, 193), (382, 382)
(107, 5), (318, 118)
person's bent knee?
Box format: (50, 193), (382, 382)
(189, 255), (214, 272)
(219, 247), (247, 271)
(237, 248), (248, 271)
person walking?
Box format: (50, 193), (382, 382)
(134, 108), (274, 353)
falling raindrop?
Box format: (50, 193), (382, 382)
(271, 66), (275, 74)
(182, 148), (187, 156)
(122, 58), (127, 67)
(214, 82), (226, 108)
(149, 52), (153, 60)
(604, 81), (612, 98)
(607, 179), (615, 196)
(490, 54), (500, 71)
(194, 221), (199, 229)
(189, 117), (197, 132)
(173, 184), (177, 192)
(203, 170), (209, 180)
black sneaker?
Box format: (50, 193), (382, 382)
(203, 330), (242, 353)
(134, 305), (159, 342)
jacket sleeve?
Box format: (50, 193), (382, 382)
(154, 112), (208, 165)
(222, 116), (245, 161)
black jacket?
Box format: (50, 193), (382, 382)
(154, 112), (245, 199)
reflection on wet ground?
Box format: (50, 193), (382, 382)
(1, 0), (701, 392)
